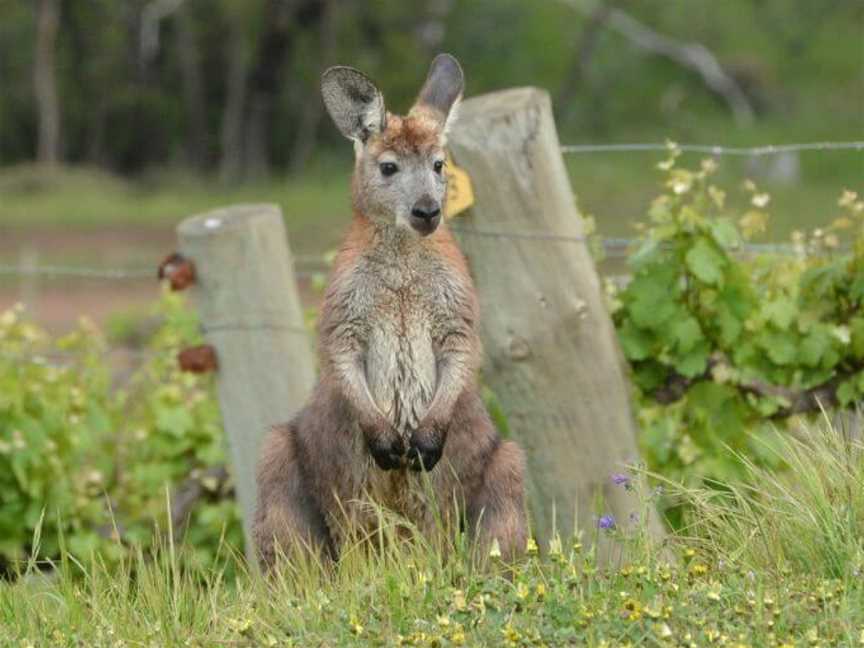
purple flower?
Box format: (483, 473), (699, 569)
(597, 515), (616, 530)
(611, 473), (631, 489)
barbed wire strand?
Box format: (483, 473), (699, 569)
(559, 141), (864, 155)
(0, 235), (845, 281)
(0, 264), (154, 280)
(450, 228), (846, 256)
(0, 264), (323, 280)
(0, 141), (857, 281)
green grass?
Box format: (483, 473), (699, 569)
(1, 418), (862, 647)
(664, 414), (864, 580)
(0, 164), (350, 228)
(0, 163), (353, 256)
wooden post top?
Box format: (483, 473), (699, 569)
(178, 203), (283, 238)
(451, 87), (556, 153)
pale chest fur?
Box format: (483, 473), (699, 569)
(336, 245), (466, 435)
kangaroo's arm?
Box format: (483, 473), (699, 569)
(422, 315), (480, 428)
(328, 331), (388, 430)
(405, 310), (479, 471)
(327, 328), (405, 470)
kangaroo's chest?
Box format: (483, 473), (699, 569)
(342, 254), (459, 433)
(362, 265), (443, 433)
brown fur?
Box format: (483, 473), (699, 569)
(253, 56), (527, 568)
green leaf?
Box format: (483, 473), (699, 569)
(625, 266), (679, 329)
(619, 319), (654, 360)
(686, 382), (747, 443)
(851, 317), (864, 359)
(629, 239), (662, 269)
(758, 331), (798, 366)
(708, 218), (739, 248)
(671, 317), (704, 353)
(836, 379), (857, 407)
(717, 309), (743, 346)
(641, 418), (677, 464)
(685, 238), (726, 285)
(632, 360), (668, 392)
(762, 297), (797, 331)
(674, 342), (710, 377)
(155, 407), (194, 437)
(799, 327), (832, 368)
(800, 260), (847, 300)
(850, 268), (864, 302)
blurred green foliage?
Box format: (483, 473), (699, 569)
(611, 148), (864, 523)
(1, 0), (861, 173)
(0, 290), (241, 575)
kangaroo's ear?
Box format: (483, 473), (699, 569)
(321, 66), (386, 143)
(413, 53), (464, 136)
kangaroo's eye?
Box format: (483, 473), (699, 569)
(433, 159), (444, 174)
(379, 162), (399, 177)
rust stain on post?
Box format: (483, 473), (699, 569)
(178, 345), (218, 373)
(158, 252), (196, 291)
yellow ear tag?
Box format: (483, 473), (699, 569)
(444, 153), (474, 219)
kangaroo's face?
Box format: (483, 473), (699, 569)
(322, 55), (464, 237)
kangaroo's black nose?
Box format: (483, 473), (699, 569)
(409, 197), (442, 236)
(411, 206), (441, 220)
(411, 199), (441, 220)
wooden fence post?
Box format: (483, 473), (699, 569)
(448, 88), (665, 550)
(177, 204), (316, 562)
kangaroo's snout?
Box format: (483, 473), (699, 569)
(410, 196), (441, 235)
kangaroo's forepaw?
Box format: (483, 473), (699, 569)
(366, 435), (405, 471)
(407, 425), (446, 472)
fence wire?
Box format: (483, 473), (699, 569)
(0, 263), (324, 280)
(0, 236), (845, 283)
(0, 141), (858, 280)
(560, 141), (864, 155)
(0, 264), (154, 280)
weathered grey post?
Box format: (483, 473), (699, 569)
(449, 88), (664, 550)
(177, 204), (316, 561)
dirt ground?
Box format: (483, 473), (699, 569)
(2, 226), (187, 333)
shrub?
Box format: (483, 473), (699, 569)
(612, 146), (864, 521)
(0, 291), (241, 574)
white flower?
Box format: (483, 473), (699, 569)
(751, 193), (771, 208)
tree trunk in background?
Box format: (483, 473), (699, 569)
(219, 21), (251, 184)
(242, 0), (324, 180)
(556, 1), (614, 131)
(242, 0), (298, 180)
(177, 4), (209, 169)
(287, 0), (334, 174)
(34, 0), (61, 166)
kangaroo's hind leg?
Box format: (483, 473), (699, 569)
(451, 394), (527, 561)
(467, 438), (528, 561)
(253, 423), (333, 569)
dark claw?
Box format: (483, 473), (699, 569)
(367, 437), (405, 471)
(407, 438), (443, 472)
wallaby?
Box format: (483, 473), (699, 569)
(254, 54), (527, 566)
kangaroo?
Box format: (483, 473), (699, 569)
(253, 54), (527, 567)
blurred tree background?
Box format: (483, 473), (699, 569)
(0, 0), (862, 335)
(2, 0), (861, 178)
